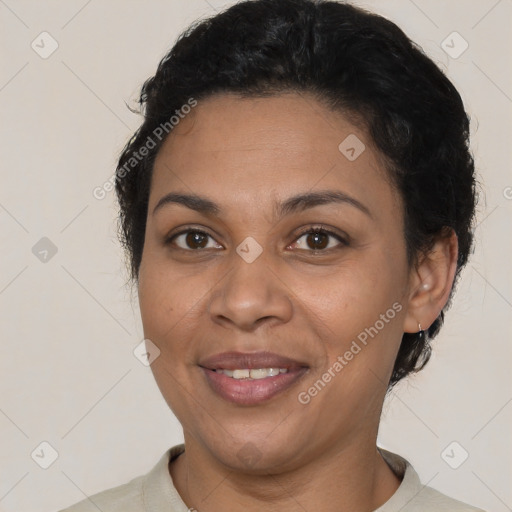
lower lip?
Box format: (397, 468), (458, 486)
(201, 367), (308, 405)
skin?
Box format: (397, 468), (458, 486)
(137, 92), (458, 512)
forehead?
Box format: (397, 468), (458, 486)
(150, 92), (399, 214)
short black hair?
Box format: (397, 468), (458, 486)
(115, 0), (477, 387)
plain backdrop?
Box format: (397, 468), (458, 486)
(0, 1), (511, 511)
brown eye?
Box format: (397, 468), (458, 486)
(305, 232), (329, 250)
(186, 231), (208, 248)
(170, 230), (223, 250)
(291, 228), (347, 252)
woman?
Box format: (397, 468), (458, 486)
(60, 0), (483, 510)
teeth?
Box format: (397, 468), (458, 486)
(250, 369), (271, 379)
(215, 368), (289, 380)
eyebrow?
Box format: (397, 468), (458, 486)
(152, 190), (372, 219)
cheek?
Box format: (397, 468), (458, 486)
(138, 253), (200, 343)
(137, 260), (208, 409)
(305, 254), (404, 323)
(301, 248), (407, 363)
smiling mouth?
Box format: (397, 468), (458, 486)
(214, 368), (289, 379)
(199, 351), (309, 405)
(202, 366), (308, 405)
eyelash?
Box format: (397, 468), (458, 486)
(292, 225), (349, 251)
(166, 225), (349, 252)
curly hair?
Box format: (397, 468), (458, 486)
(114, 0), (477, 387)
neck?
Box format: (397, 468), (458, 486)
(169, 436), (401, 512)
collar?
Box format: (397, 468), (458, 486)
(142, 444), (423, 512)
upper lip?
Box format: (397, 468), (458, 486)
(199, 351), (308, 370)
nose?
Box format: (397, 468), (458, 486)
(208, 251), (293, 332)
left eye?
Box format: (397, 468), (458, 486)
(290, 229), (346, 251)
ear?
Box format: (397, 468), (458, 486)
(403, 229), (459, 334)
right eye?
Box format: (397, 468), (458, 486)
(168, 229), (223, 250)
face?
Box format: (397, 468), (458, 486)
(138, 92), (412, 473)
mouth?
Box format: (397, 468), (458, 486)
(214, 367), (289, 379)
(199, 351), (309, 405)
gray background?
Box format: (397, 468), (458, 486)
(0, 1), (511, 511)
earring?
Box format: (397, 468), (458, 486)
(418, 323), (424, 340)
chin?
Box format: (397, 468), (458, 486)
(199, 428), (312, 475)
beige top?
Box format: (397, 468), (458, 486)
(59, 444), (485, 512)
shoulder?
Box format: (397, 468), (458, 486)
(57, 445), (185, 512)
(57, 474), (145, 512)
(377, 448), (487, 512)
(411, 484), (487, 512)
